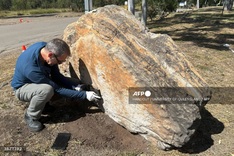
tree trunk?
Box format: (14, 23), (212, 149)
(197, 0), (200, 9)
(223, 0), (233, 11)
(205, 0), (208, 6)
(141, 0), (147, 26)
(128, 0), (135, 15)
(84, 0), (92, 13)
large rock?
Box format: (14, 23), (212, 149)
(62, 5), (211, 150)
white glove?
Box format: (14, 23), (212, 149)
(86, 91), (101, 102)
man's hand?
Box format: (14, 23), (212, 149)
(86, 91), (101, 102)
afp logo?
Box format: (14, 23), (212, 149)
(133, 90), (151, 97)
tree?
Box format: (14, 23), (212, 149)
(0, 0), (12, 10)
(11, 0), (27, 10)
(141, 0), (147, 26)
(197, 0), (199, 8)
(57, 0), (72, 8)
(70, 0), (84, 12)
(128, 0), (135, 14)
(223, 0), (233, 11)
(147, 0), (177, 21)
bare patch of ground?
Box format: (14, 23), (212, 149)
(0, 7), (234, 156)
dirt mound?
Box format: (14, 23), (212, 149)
(41, 98), (149, 153)
(0, 95), (150, 155)
(64, 112), (148, 151)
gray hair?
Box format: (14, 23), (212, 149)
(45, 38), (71, 57)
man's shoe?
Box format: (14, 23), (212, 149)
(24, 113), (43, 132)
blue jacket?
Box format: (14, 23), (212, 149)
(11, 42), (86, 100)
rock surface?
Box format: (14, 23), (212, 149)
(62, 5), (211, 150)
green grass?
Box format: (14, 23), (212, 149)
(0, 8), (72, 18)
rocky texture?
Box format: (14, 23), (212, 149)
(62, 5), (211, 150)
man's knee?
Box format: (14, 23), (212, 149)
(41, 84), (54, 100)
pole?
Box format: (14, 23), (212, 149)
(141, 0), (147, 26)
(128, 0), (135, 15)
(84, 0), (92, 14)
(89, 0), (92, 11)
(197, 0), (199, 9)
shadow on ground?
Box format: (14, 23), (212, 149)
(179, 107), (224, 154)
(148, 7), (234, 51)
(40, 98), (102, 124)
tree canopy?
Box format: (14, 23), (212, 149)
(0, 0), (232, 20)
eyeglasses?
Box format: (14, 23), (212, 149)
(53, 54), (64, 64)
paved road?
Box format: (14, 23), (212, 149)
(0, 16), (79, 53)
